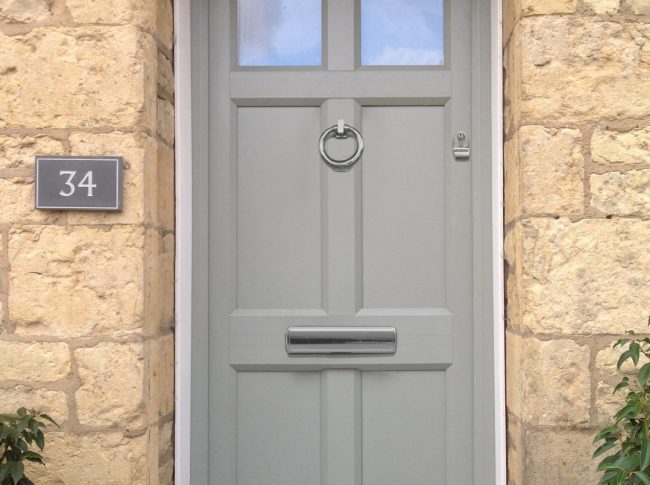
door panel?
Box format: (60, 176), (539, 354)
(237, 372), (322, 484)
(361, 106), (446, 309)
(237, 107), (323, 309)
(207, 0), (477, 483)
(362, 371), (446, 485)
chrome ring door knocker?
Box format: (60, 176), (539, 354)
(319, 119), (364, 170)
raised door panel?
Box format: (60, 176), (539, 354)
(362, 371), (447, 485)
(361, 106), (446, 309)
(237, 107), (323, 309)
(237, 372), (322, 485)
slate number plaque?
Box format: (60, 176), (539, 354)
(35, 157), (122, 211)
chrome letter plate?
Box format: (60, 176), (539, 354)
(286, 327), (397, 355)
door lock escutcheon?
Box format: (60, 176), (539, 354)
(452, 131), (470, 160)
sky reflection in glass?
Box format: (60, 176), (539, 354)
(238, 0), (322, 66)
(361, 0), (444, 66)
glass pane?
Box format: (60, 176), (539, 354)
(238, 0), (322, 66)
(361, 0), (444, 66)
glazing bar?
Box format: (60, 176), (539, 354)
(286, 327), (397, 355)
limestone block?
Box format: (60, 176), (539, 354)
(595, 381), (626, 425)
(25, 432), (147, 485)
(518, 126), (584, 215)
(0, 385), (67, 425)
(517, 337), (590, 425)
(0, 26), (157, 129)
(159, 419), (173, 458)
(591, 127), (650, 165)
(68, 131), (157, 225)
(66, 0), (155, 30)
(507, 414), (523, 485)
(157, 98), (175, 146)
(8, 225), (145, 337)
(504, 36), (521, 135)
(144, 141), (175, 231)
(520, 0), (578, 14)
(506, 269), (522, 332)
(586, 0), (621, 13)
(146, 334), (174, 421)
(524, 430), (600, 485)
(0, 135), (63, 168)
(0, 341), (69, 382)
(75, 342), (144, 427)
(157, 0), (173, 51)
(503, 0), (518, 44)
(506, 332), (522, 416)
(627, 0), (650, 15)
(0, 177), (60, 224)
(0, 0), (51, 23)
(505, 224), (523, 331)
(515, 18), (650, 123)
(144, 229), (174, 334)
(590, 170), (650, 216)
(518, 218), (650, 334)
(159, 459), (173, 485)
(158, 51), (174, 97)
(504, 135), (520, 224)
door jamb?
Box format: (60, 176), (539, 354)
(173, 0), (506, 482)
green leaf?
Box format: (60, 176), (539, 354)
(615, 404), (639, 422)
(0, 464), (9, 482)
(642, 437), (650, 471)
(38, 414), (59, 428)
(636, 472), (650, 485)
(615, 379), (630, 393)
(599, 470), (619, 483)
(618, 350), (633, 370)
(639, 364), (650, 387)
(632, 342), (642, 366)
(16, 408), (26, 418)
(35, 430), (44, 451)
(595, 426), (620, 443)
(595, 439), (618, 458)
(616, 452), (640, 472)
(615, 339), (632, 349)
(22, 451), (43, 464)
(9, 461), (24, 485)
(14, 416), (28, 436)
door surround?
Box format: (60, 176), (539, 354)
(173, 0), (505, 482)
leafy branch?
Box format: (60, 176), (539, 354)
(594, 324), (650, 485)
(0, 408), (58, 485)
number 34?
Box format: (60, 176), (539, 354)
(59, 170), (97, 197)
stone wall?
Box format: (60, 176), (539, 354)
(0, 0), (175, 483)
(504, 0), (650, 483)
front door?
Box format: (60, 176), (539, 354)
(200, 0), (494, 483)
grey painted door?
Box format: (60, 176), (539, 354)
(205, 0), (486, 483)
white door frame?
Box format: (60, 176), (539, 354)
(173, 0), (506, 482)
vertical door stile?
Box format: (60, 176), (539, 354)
(321, 370), (363, 485)
(212, 0), (237, 482)
(320, 4), (363, 485)
(321, 99), (363, 316)
(445, 0), (474, 483)
(322, 0), (360, 316)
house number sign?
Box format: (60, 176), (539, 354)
(35, 156), (122, 211)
